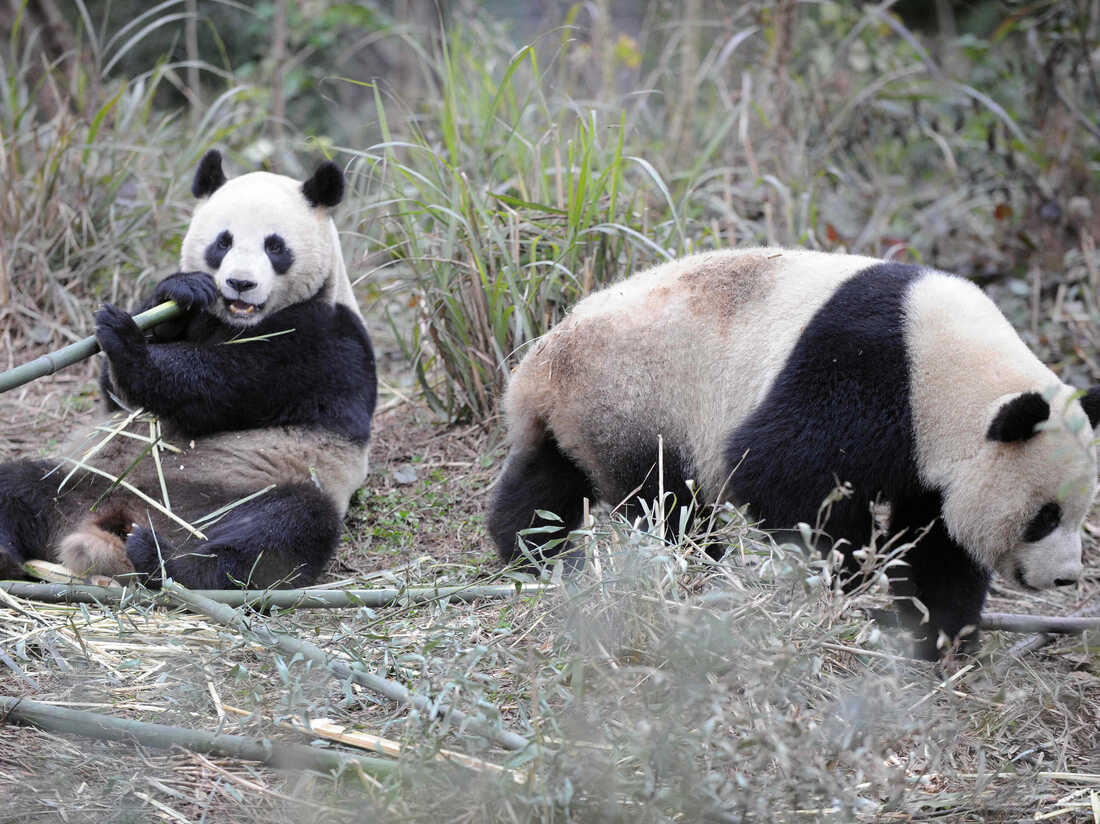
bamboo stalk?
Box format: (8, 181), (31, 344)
(0, 695), (396, 777)
(0, 581), (547, 609)
(161, 581), (532, 752)
(980, 612), (1100, 634)
(221, 704), (527, 783)
(0, 301), (182, 394)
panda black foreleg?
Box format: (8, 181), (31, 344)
(0, 460), (61, 578)
(489, 432), (596, 570)
(887, 497), (992, 660)
(125, 482), (340, 590)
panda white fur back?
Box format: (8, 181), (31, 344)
(490, 248), (1100, 658)
(0, 150), (376, 590)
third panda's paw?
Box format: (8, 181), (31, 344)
(153, 271), (217, 310)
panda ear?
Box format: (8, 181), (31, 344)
(1080, 386), (1100, 429)
(986, 392), (1050, 443)
(192, 149), (227, 198)
(301, 161), (344, 209)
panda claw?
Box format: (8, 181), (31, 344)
(95, 303), (145, 355)
(154, 271), (217, 310)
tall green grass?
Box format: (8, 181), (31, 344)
(346, 1), (1100, 422)
(344, 25), (683, 420)
(0, 4), (265, 349)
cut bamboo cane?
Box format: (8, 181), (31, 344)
(0, 581), (548, 609)
(980, 612), (1100, 634)
(0, 695), (396, 777)
(1008, 598), (1100, 656)
(221, 704), (527, 783)
(0, 301), (182, 394)
(161, 581), (532, 752)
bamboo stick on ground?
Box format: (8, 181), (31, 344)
(981, 612), (1100, 634)
(1004, 599), (1100, 656)
(221, 704), (527, 783)
(0, 695), (397, 777)
(0, 580), (548, 608)
(161, 580), (532, 752)
(0, 301), (182, 394)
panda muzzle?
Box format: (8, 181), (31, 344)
(226, 298), (260, 317)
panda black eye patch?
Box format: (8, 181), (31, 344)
(264, 233), (294, 274)
(1023, 502), (1061, 543)
(204, 230), (233, 269)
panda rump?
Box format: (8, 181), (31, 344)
(489, 248), (1100, 659)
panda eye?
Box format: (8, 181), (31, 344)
(216, 231), (233, 250)
(1023, 502), (1061, 543)
(264, 236), (285, 255)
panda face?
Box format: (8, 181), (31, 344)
(994, 409), (1096, 590)
(179, 169), (340, 327)
(938, 386), (1097, 591)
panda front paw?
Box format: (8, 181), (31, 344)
(153, 271), (217, 310)
(96, 303), (147, 361)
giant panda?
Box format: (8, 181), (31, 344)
(0, 150), (376, 590)
(489, 248), (1100, 659)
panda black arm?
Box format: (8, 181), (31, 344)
(95, 299), (376, 440)
(99, 272), (221, 410)
(137, 271), (219, 342)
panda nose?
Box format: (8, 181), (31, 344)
(226, 278), (256, 293)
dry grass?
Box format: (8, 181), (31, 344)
(5, 1), (1100, 821)
(4, 401), (1100, 820)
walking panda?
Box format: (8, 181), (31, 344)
(489, 249), (1100, 658)
(0, 150), (376, 589)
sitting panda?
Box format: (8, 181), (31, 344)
(489, 249), (1100, 658)
(0, 150), (376, 590)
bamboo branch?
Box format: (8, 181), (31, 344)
(980, 612), (1100, 634)
(0, 581), (547, 609)
(0, 301), (182, 394)
(161, 581), (532, 752)
(1004, 598), (1100, 656)
(0, 695), (396, 777)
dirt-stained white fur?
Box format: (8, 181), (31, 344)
(503, 247), (1099, 589)
(506, 249), (879, 498)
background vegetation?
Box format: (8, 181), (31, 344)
(3, 0), (1100, 821)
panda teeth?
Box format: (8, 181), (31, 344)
(228, 300), (256, 316)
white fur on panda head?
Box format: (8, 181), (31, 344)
(180, 150), (355, 327)
(941, 385), (1100, 591)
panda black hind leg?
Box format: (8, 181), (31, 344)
(126, 482), (340, 589)
(489, 431), (596, 569)
(0, 460), (63, 578)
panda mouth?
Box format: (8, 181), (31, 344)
(225, 298), (262, 317)
(1013, 567), (1039, 592)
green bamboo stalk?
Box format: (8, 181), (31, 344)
(0, 301), (182, 394)
(0, 581), (547, 608)
(0, 695), (397, 777)
(162, 580), (532, 752)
